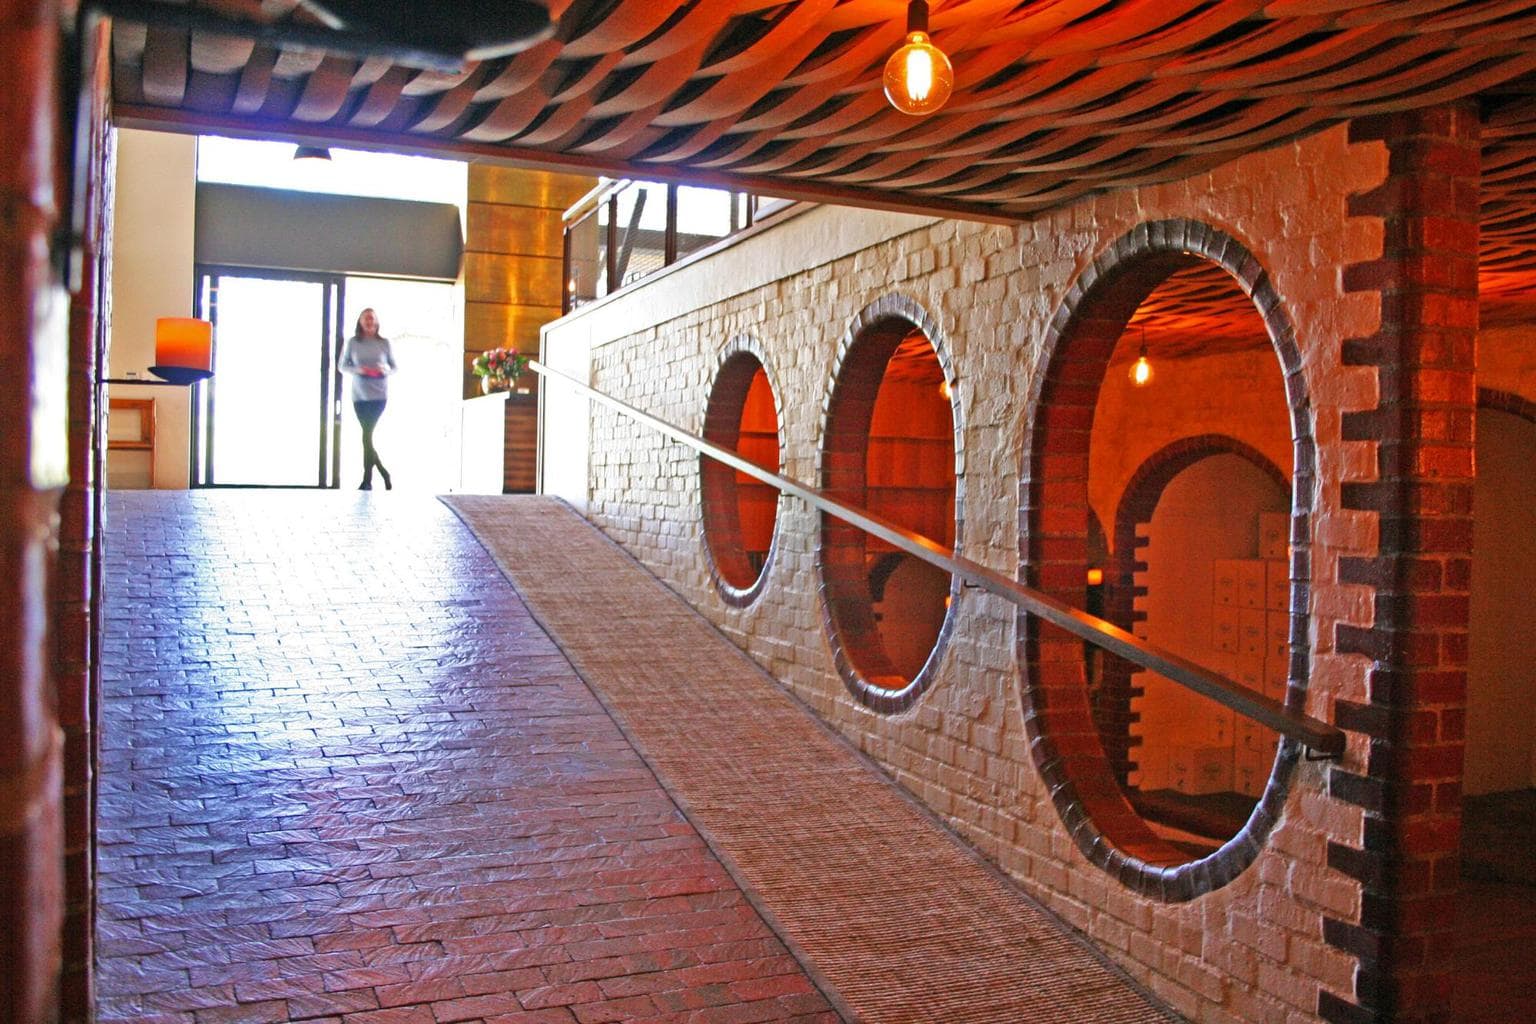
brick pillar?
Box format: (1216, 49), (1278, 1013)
(1325, 103), (1481, 1024)
(0, 1), (70, 1022)
(56, 20), (113, 1023)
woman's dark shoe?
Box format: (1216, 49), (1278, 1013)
(359, 480), (372, 491)
(379, 468), (392, 491)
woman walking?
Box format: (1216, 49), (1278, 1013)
(339, 307), (396, 490)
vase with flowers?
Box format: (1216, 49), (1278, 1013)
(472, 346), (530, 394)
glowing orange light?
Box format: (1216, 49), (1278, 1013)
(1129, 326), (1153, 387)
(884, 3), (953, 115)
(1087, 568), (1104, 586)
(939, 378), (952, 399)
(155, 318), (212, 371)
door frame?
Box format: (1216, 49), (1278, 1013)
(191, 265), (348, 488)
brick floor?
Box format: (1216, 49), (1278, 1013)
(1452, 879), (1536, 1024)
(448, 497), (1176, 1024)
(97, 491), (839, 1024)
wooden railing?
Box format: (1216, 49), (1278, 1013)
(531, 359), (1346, 758)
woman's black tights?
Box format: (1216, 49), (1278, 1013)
(354, 400), (391, 489)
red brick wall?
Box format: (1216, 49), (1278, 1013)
(57, 20), (114, 1023)
(0, 1), (69, 1021)
(1328, 103), (1482, 1024)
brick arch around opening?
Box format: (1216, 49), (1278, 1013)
(817, 293), (963, 714)
(1099, 436), (1289, 784)
(700, 335), (783, 608)
(1477, 386), (1536, 425)
(1019, 220), (1316, 900)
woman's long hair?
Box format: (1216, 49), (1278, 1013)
(354, 308), (380, 339)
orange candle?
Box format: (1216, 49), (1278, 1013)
(155, 317), (212, 371)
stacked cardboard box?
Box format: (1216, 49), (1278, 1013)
(1133, 511), (1290, 798)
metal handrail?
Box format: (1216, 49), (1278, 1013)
(531, 359), (1346, 758)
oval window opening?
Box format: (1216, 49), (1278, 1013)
(701, 353), (781, 600)
(821, 319), (956, 707)
(1025, 234), (1310, 897)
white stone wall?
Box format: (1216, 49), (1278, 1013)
(540, 124), (1398, 1022)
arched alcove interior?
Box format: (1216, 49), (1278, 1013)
(1456, 402), (1536, 1016)
(821, 318), (956, 702)
(1023, 231), (1308, 898)
(1127, 453), (1288, 854)
(701, 352), (781, 600)
(1462, 405), (1536, 878)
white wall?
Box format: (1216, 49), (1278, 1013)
(107, 128), (198, 488)
(538, 203), (938, 507)
(1467, 409), (1536, 794)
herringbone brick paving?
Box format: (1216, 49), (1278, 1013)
(97, 491), (837, 1024)
(446, 496), (1177, 1024)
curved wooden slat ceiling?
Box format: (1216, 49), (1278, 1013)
(112, 1), (1536, 296)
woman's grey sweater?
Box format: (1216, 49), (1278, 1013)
(339, 335), (396, 402)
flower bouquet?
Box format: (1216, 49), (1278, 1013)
(471, 346), (530, 393)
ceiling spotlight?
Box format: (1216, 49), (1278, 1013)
(884, 1), (954, 115)
(293, 145), (333, 161)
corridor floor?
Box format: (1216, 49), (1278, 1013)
(98, 492), (1173, 1024)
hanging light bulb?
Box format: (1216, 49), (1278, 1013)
(884, 1), (953, 115)
(1129, 326), (1153, 387)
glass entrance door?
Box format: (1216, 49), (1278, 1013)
(192, 270), (345, 487)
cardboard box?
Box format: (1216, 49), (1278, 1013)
(1265, 559), (1290, 611)
(1134, 743), (1168, 791)
(1264, 648), (1289, 689)
(1205, 651), (1238, 679)
(1213, 606), (1239, 654)
(1264, 673), (1289, 702)
(1234, 743), (1272, 797)
(1200, 708), (1234, 746)
(1236, 655), (1265, 692)
(1236, 717), (1277, 755)
(1169, 744), (1233, 796)
(1234, 760), (1268, 798)
(1238, 560), (1266, 610)
(1259, 512), (1290, 561)
(1213, 560), (1240, 607)
(1239, 609), (1266, 658)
